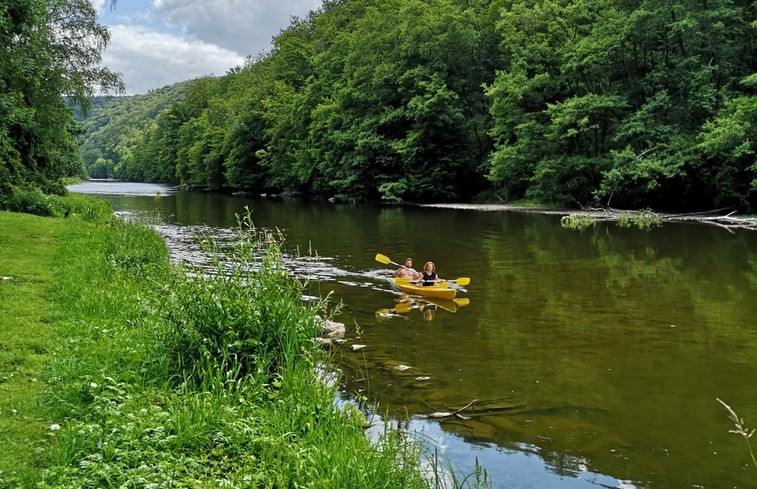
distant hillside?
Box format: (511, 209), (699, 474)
(78, 81), (191, 179)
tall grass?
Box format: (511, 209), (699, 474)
(717, 398), (757, 470)
(161, 222), (321, 389)
(32, 212), (439, 488)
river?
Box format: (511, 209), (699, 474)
(68, 180), (757, 489)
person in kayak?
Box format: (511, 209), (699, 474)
(420, 261), (441, 286)
(395, 258), (422, 280)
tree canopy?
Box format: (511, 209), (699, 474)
(16, 0), (756, 211)
(1, 0), (122, 194)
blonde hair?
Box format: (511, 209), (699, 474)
(423, 261), (435, 272)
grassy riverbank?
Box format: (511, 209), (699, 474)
(0, 208), (446, 488)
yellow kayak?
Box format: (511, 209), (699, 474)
(391, 278), (457, 300)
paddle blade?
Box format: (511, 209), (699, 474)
(454, 277), (470, 286)
(375, 253), (391, 265)
(375, 309), (392, 317)
(394, 303), (413, 313)
(454, 298), (470, 307)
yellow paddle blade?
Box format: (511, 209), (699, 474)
(454, 298), (470, 307)
(375, 253), (391, 265)
(394, 303), (413, 313)
(453, 277), (470, 286)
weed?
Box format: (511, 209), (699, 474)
(717, 398), (757, 469)
(617, 209), (662, 230)
(560, 214), (596, 230)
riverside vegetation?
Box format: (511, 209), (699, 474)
(76, 0), (756, 211)
(3, 1), (755, 211)
(0, 196), (485, 488)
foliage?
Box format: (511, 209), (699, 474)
(78, 83), (190, 182)
(560, 214), (597, 230)
(617, 210), (663, 230)
(0, 189), (64, 217)
(486, 0), (756, 210)
(162, 214), (322, 387)
(0, 188), (112, 222)
(0, 0), (122, 194)
(74, 0), (756, 211)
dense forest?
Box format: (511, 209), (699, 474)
(79, 0), (757, 211)
(3, 1), (756, 211)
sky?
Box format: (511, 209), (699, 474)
(92, 0), (323, 95)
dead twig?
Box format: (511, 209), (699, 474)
(428, 399), (479, 420)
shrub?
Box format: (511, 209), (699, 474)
(0, 188), (62, 216)
(60, 194), (113, 222)
(560, 213), (596, 230)
(617, 209), (662, 230)
(0, 188), (113, 223)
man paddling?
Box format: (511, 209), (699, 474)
(394, 257), (422, 280)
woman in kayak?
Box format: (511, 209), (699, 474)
(420, 261), (441, 286)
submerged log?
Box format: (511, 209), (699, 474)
(565, 207), (757, 232)
(423, 203), (756, 232)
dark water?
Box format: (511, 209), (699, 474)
(70, 181), (757, 489)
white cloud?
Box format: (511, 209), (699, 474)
(152, 0), (322, 56)
(95, 0), (322, 94)
(103, 25), (245, 94)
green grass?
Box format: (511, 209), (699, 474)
(0, 212), (68, 484)
(2, 208), (480, 488)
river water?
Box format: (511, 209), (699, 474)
(69, 181), (757, 489)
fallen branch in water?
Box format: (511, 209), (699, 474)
(666, 211), (757, 233)
(428, 399), (479, 420)
(563, 207), (757, 232)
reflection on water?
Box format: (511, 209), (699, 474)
(376, 295), (471, 321)
(70, 182), (757, 489)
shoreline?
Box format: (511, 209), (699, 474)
(0, 209), (441, 488)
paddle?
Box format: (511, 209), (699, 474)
(374, 253), (403, 268)
(374, 253), (470, 286)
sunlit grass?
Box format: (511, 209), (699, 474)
(0, 212), (67, 485)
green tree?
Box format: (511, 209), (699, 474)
(1, 0), (122, 193)
(486, 0), (756, 210)
(694, 76), (757, 209)
(72, 0), (756, 211)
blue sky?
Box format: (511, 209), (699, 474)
(93, 0), (323, 94)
